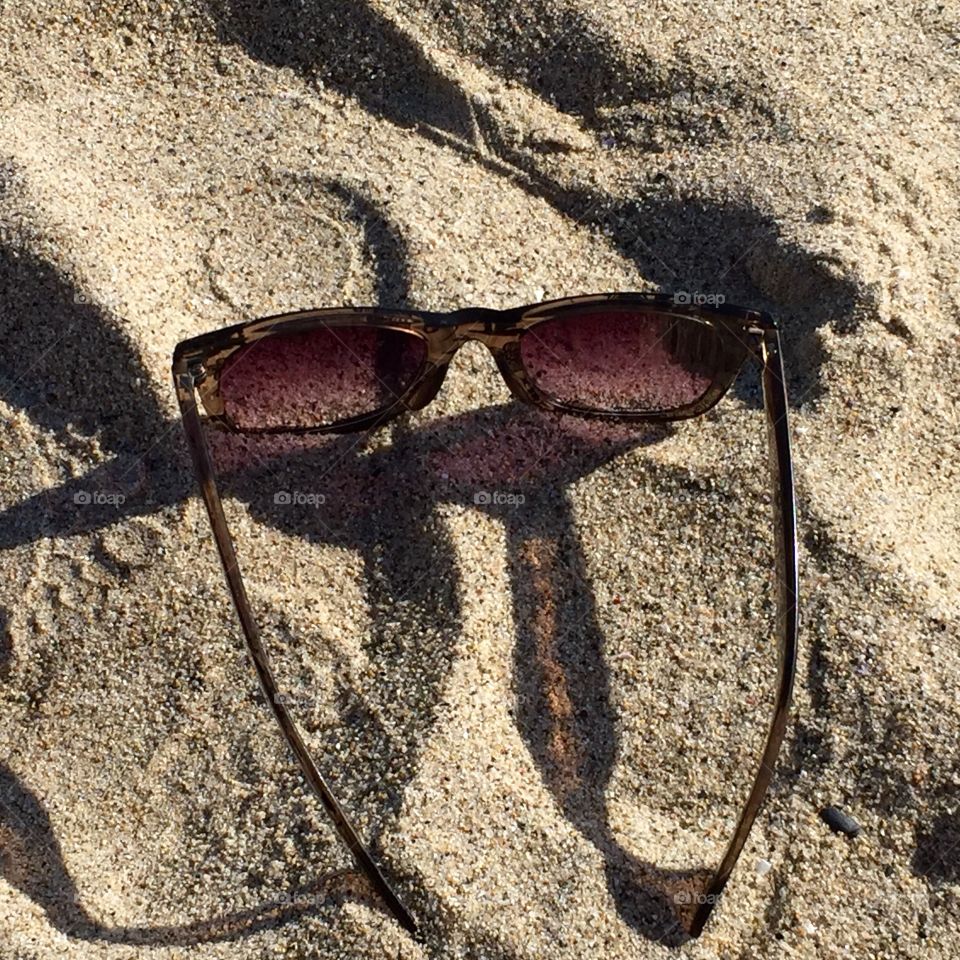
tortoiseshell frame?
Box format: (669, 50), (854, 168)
(172, 292), (798, 939)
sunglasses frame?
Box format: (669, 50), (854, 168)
(172, 291), (798, 939)
(176, 293), (751, 435)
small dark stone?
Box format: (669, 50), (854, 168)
(806, 204), (836, 224)
(820, 805), (861, 837)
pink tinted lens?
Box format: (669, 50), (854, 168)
(520, 310), (726, 412)
(219, 324), (427, 430)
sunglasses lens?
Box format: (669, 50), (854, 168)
(519, 309), (737, 414)
(219, 323), (427, 430)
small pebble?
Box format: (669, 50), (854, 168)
(820, 805), (861, 837)
(755, 858), (773, 876)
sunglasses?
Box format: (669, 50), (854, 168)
(172, 291), (798, 939)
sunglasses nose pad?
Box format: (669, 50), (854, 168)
(404, 361), (449, 410)
(491, 342), (538, 405)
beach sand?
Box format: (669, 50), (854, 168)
(1, 1), (959, 957)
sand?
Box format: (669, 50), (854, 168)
(1, 1), (959, 958)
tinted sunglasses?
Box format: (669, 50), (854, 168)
(172, 292), (798, 938)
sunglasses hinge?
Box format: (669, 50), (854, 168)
(186, 357), (207, 385)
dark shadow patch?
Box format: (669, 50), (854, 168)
(0, 242), (192, 548)
(912, 788), (960, 885)
(326, 180), (413, 305)
(207, 0), (476, 140)
(0, 764), (99, 938)
(0, 609), (11, 681)
(0, 246), (167, 458)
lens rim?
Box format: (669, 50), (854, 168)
(190, 311), (432, 434)
(505, 303), (750, 422)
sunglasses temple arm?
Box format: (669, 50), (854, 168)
(689, 328), (799, 936)
(173, 368), (418, 937)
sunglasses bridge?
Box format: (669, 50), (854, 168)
(408, 310), (531, 369)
